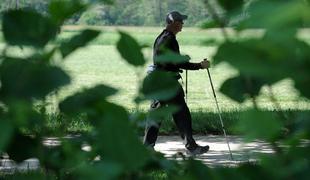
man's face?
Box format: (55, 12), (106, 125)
(174, 20), (184, 34)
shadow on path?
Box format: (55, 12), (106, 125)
(0, 135), (273, 173)
(154, 135), (273, 167)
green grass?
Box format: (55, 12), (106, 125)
(1, 25), (310, 136)
(56, 25), (227, 46)
(0, 26), (310, 125)
(42, 26), (310, 135)
(58, 45), (309, 112)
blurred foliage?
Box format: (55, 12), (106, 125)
(2, 9), (58, 47)
(116, 31), (146, 67)
(209, 0), (310, 179)
(59, 29), (101, 58)
(141, 71), (180, 101)
(0, 0), (309, 179)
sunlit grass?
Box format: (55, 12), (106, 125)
(1, 24), (309, 135)
(0, 26), (309, 113)
(58, 44), (310, 112)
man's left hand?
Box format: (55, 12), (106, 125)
(200, 58), (210, 69)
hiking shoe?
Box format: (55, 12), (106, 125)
(186, 145), (209, 156)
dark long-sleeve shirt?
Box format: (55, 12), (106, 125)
(153, 29), (202, 74)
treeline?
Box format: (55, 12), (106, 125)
(0, 0), (216, 26)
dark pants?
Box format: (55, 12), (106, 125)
(143, 85), (198, 150)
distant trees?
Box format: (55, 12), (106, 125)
(0, 0), (48, 12)
(78, 0), (210, 26)
(0, 0), (211, 26)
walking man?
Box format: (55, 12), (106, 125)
(143, 11), (210, 155)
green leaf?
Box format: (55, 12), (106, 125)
(214, 37), (310, 100)
(148, 105), (179, 122)
(116, 31), (145, 66)
(60, 29), (101, 58)
(218, 0), (244, 11)
(289, 41), (310, 99)
(129, 111), (147, 125)
(294, 76), (310, 99)
(213, 39), (293, 83)
(237, 109), (283, 141)
(200, 20), (221, 29)
(7, 101), (44, 131)
(237, 163), (270, 180)
(30, 48), (57, 63)
(40, 140), (89, 173)
(2, 9), (58, 47)
(74, 162), (122, 180)
(6, 133), (41, 163)
(220, 75), (266, 103)
(49, 0), (88, 25)
(0, 58), (70, 101)
(59, 84), (118, 115)
(239, 1), (310, 29)
(142, 71), (180, 101)
(0, 120), (13, 151)
(294, 111), (310, 138)
(172, 159), (212, 179)
(95, 102), (150, 170)
(154, 51), (190, 64)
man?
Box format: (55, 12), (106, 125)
(143, 11), (210, 155)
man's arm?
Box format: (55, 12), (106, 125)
(157, 58), (210, 71)
(176, 61), (202, 70)
(176, 58), (210, 70)
(155, 34), (210, 71)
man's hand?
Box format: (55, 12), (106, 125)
(200, 58), (210, 69)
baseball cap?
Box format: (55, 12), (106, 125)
(166, 11), (188, 24)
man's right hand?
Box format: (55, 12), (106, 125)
(200, 58), (210, 69)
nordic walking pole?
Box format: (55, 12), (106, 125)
(185, 70), (188, 102)
(206, 68), (234, 160)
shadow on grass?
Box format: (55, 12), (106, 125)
(45, 109), (310, 136)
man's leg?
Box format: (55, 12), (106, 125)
(171, 91), (198, 150)
(143, 122), (161, 148)
(143, 100), (161, 148)
(171, 89), (209, 155)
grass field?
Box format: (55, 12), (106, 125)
(0, 26), (310, 134)
(59, 26), (310, 112)
(1, 26), (309, 113)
